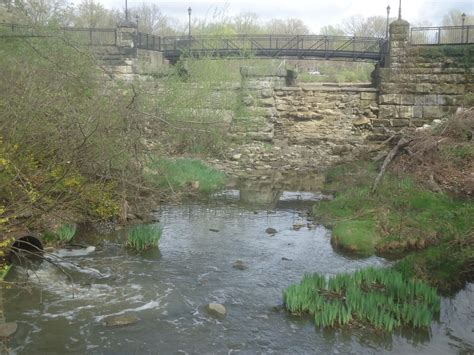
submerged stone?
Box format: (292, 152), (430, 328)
(0, 322), (17, 338)
(104, 314), (140, 327)
(265, 227), (277, 235)
(292, 223), (305, 231)
(206, 303), (227, 318)
(232, 260), (248, 270)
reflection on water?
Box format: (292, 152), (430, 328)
(215, 174), (331, 208)
(2, 198), (473, 354)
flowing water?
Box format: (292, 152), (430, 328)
(2, 188), (473, 354)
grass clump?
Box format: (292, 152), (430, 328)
(146, 158), (226, 194)
(395, 233), (474, 294)
(41, 224), (77, 245)
(56, 224), (77, 243)
(283, 267), (440, 332)
(313, 167), (473, 256)
(332, 220), (377, 256)
(126, 224), (162, 252)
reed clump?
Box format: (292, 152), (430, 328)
(56, 223), (77, 243)
(126, 224), (163, 252)
(283, 267), (440, 332)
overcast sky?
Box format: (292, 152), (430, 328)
(100, 0), (473, 32)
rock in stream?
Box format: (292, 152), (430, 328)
(205, 303), (227, 319)
(104, 314), (140, 327)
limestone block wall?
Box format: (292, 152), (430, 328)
(231, 67), (378, 159)
(136, 49), (169, 73)
(228, 67), (286, 143)
(273, 84), (378, 146)
(375, 20), (474, 137)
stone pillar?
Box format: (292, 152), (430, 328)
(229, 67), (292, 143)
(110, 21), (138, 78)
(386, 19), (410, 68)
(371, 19), (414, 138)
(117, 20), (138, 48)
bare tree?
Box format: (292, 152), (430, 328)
(13, 0), (70, 25)
(319, 25), (345, 36)
(130, 3), (177, 36)
(233, 12), (261, 34)
(72, 0), (117, 28)
(343, 15), (388, 37)
(265, 18), (310, 35)
(443, 9), (473, 26)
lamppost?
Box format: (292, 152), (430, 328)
(386, 5), (391, 39)
(125, 0), (128, 21)
(188, 7), (192, 38)
(461, 13), (466, 44)
(135, 15), (139, 30)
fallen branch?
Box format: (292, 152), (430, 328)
(372, 137), (412, 193)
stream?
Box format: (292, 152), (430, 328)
(2, 187), (474, 354)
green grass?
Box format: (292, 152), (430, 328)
(146, 158), (226, 194)
(42, 224), (76, 245)
(0, 263), (12, 280)
(283, 267), (440, 332)
(126, 224), (163, 252)
(441, 144), (474, 161)
(395, 236), (474, 294)
(313, 167), (474, 256)
(332, 220), (377, 256)
(56, 223), (77, 243)
(297, 61), (373, 83)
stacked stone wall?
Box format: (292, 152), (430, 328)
(273, 84), (378, 146)
(375, 20), (474, 138)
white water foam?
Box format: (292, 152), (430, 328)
(94, 300), (161, 322)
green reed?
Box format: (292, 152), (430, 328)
(56, 223), (77, 243)
(283, 267), (440, 332)
(126, 224), (163, 251)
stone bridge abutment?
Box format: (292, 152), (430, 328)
(235, 19), (473, 147)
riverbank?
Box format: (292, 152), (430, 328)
(2, 198), (473, 353)
(312, 111), (474, 293)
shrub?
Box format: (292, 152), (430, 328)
(0, 34), (147, 227)
(146, 158), (226, 194)
(126, 224), (162, 251)
(283, 267), (440, 332)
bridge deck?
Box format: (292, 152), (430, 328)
(0, 23), (386, 62)
(143, 34), (387, 62)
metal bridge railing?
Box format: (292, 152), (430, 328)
(410, 25), (473, 45)
(1, 22), (387, 60)
(61, 27), (117, 46)
(160, 34), (385, 60)
(137, 32), (161, 51)
(0, 22), (36, 35)
(0, 23), (117, 46)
